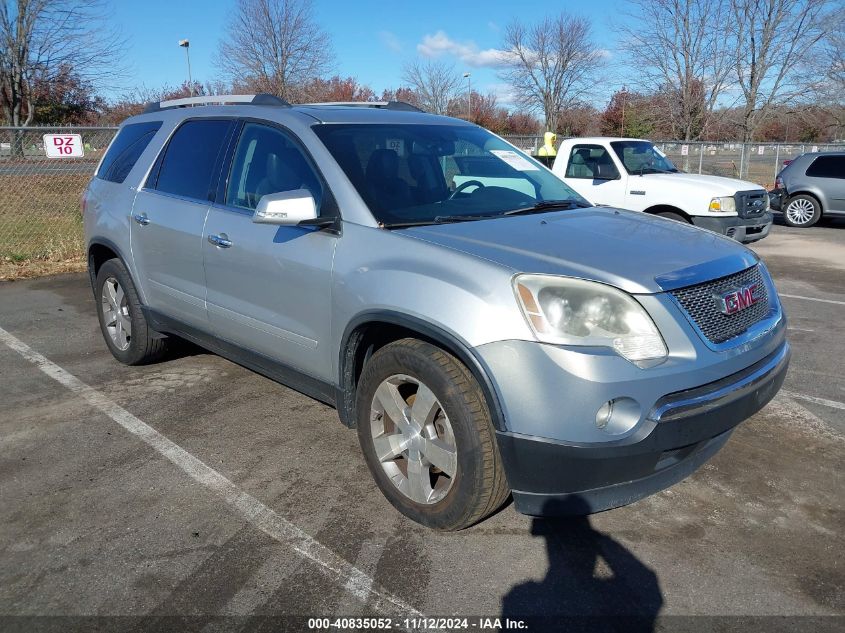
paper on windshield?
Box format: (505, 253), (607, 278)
(490, 150), (539, 171)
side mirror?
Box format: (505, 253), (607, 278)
(253, 189), (317, 225)
(594, 164), (620, 180)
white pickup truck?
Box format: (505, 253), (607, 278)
(550, 137), (773, 243)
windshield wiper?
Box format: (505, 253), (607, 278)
(381, 214), (494, 229)
(381, 202), (590, 229)
(434, 214), (497, 223)
(503, 199), (592, 216)
(637, 166), (676, 175)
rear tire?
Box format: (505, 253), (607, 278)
(95, 258), (169, 365)
(356, 338), (509, 530)
(783, 194), (821, 228)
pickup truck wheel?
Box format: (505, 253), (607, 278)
(356, 338), (509, 530)
(656, 211), (688, 223)
(95, 259), (169, 365)
(783, 195), (821, 228)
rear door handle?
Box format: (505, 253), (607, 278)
(132, 213), (150, 226)
(208, 233), (233, 248)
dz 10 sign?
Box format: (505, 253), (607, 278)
(43, 134), (84, 158)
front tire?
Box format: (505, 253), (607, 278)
(783, 194), (821, 227)
(95, 259), (169, 365)
(356, 339), (509, 530)
(657, 210), (689, 223)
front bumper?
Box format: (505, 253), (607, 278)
(489, 341), (790, 516)
(691, 212), (773, 243)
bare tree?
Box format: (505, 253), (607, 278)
(500, 14), (604, 132)
(0, 0), (122, 132)
(217, 0), (334, 102)
(615, 0), (733, 140)
(401, 59), (460, 115)
(813, 14), (845, 137)
(728, 0), (835, 142)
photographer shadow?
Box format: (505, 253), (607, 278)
(500, 497), (663, 633)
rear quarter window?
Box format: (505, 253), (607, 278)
(97, 121), (162, 183)
(805, 156), (845, 179)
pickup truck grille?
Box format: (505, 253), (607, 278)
(670, 265), (770, 344)
(735, 190), (768, 218)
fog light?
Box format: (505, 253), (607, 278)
(595, 401), (613, 429)
(595, 398), (642, 435)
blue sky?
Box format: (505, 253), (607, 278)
(110, 0), (627, 107)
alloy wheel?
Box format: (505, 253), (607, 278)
(369, 374), (458, 505)
(786, 198), (816, 225)
(101, 276), (132, 351)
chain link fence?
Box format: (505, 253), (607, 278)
(1, 126), (843, 276)
(0, 126), (117, 271)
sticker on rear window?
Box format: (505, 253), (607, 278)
(490, 150), (539, 171)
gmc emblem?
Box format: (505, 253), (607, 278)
(714, 283), (762, 315)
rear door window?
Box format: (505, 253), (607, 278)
(805, 156), (845, 179)
(153, 119), (233, 201)
(97, 121), (162, 183)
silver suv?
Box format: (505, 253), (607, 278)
(84, 94), (790, 530)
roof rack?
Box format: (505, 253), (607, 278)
(142, 93), (290, 113)
(304, 101), (423, 113)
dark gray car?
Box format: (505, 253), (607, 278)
(769, 152), (845, 227)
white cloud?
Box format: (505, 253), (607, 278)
(417, 30), (510, 68)
(486, 82), (519, 107)
(379, 30), (402, 53)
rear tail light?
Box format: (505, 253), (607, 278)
(775, 177), (784, 189)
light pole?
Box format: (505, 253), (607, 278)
(179, 39), (193, 97)
(784, 110), (797, 143)
(463, 72), (471, 121)
(620, 85), (627, 137)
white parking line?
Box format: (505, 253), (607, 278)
(779, 293), (845, 306)
(0, 325), (424, 623)
(781, 390), (845, 412)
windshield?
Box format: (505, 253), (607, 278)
(312, 123), (590, 226)
(610, 141), (679, 175)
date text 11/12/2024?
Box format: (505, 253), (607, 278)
(307, 617), (529, 630)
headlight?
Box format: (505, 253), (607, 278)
(709, 196), (736, 213)
(513, 275), (668, 362)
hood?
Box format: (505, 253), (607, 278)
(400, 207), (757, 294)
(544, 131), (557, 146)
(641, 172), (765, 195)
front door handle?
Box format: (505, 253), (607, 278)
(208, 233), (233, 248)
(132, 213), (150, 226)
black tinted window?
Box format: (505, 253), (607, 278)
(97, 122), (161, 183)
(806, 156), (845, 179)
(155, 120), (232, 200)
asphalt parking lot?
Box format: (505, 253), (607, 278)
(1, 221), (843, 632)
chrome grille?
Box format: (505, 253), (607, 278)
(736, 190), (768, 218)
(670, 265), (770, 344)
